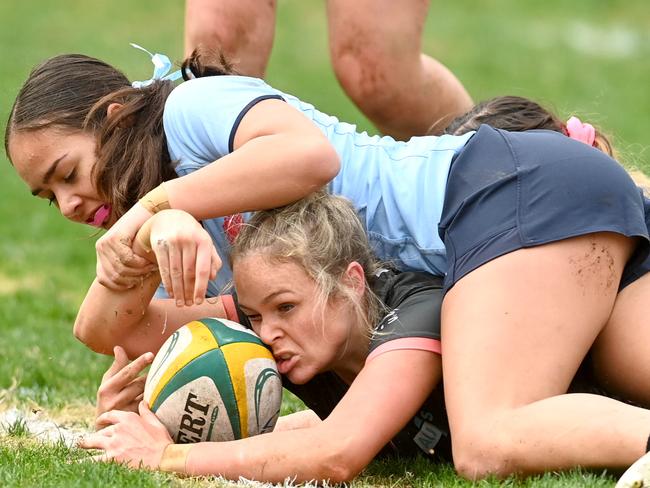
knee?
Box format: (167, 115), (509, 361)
(188, 20), (245, 55)
(330, 41), (399, 117)
(185, 5), (273, 76)
(451, 421), (521, 480)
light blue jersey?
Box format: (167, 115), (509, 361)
(163, 76), (474, 296)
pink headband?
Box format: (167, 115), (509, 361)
(566, 116), (596, 146)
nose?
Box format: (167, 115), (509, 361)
(57, 190), (83, 221)
(257, 318), (283, 346)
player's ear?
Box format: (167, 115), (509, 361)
(342, 261), (366, 298)
(106, 102), (135, 128)
(106, 102), (123, 119)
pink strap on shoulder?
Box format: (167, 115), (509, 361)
(366, 337), (442, 363)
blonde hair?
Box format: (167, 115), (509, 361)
(230, 191), (384, 334)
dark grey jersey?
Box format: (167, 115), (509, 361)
(272, 269), (450, 461)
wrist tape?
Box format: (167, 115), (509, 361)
(159, 443), (192, 474)
(140, 184), (171, 214)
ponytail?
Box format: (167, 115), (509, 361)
(182, 47), (238, 79)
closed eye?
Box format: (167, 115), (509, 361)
(63, 168), (76, 183)
(246, 313), (261, 323)
(39, 192), (57, 207)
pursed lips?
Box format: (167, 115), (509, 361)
(273, 350), (298, 375)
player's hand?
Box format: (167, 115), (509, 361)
(136, 209), (221, 307)
(95, 346), (154, 430)
(79, 401), (173, 470)
(95, 203), (157, 290)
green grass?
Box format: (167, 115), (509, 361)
(0, 438), (179, 488)
(0, 435), (623, 488)
(0, 0), (648, 486)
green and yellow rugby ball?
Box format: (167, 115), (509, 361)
(144, 318), (282, 443)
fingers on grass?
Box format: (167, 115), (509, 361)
(71, 451), (109, 464)
(78, 432), (107, 450)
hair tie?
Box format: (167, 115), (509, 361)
(130, 43), (183, 88)
(566, 116), (596, 146)
(183, 67), (196, 80)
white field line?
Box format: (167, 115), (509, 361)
(0, 407), (87, 447)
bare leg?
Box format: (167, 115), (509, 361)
(441, 233), (649, 479)
(326, 0), (472, 139)
(592, 271), (650, 406)
(184, 0), (277, 77)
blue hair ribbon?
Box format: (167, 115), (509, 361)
(130, 43), (183, 88)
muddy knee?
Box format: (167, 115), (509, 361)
(451, 419), (523, 480)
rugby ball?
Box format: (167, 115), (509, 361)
(144, 317), (282, 443)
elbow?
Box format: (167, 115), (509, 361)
(319, 457), (359, 484)
(317, 436), (367, 483)
(304, 139), (340, 189)
(72, 313), (90, 346)
(320, 142), (341, 185)
(73, 313), (112, 355)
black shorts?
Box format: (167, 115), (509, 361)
(438, 125), (650, 292)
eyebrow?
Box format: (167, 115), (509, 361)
(30, 154), (67, 196)
(238, 290), (292, 310)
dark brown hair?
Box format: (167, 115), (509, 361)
(444, 95), (614, 157)
(5, 49), (234, 219)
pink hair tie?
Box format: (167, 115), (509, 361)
(566, 116), (596, 146)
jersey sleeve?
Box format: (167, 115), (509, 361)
(163, 76), (285, 168)
(367, 271), (444, 362)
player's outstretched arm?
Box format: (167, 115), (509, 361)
(273, 409), (321, 432)
(79, 348), (441, 483)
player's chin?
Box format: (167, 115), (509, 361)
(285, 364), (318, 385)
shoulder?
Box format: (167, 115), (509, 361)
(372, 268), (444, 307)
(163, 76), (287, 161)
(165, 76), (284, 114)
(368, 269), (444, 357)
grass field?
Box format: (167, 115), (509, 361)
(0, 1), (649, 486)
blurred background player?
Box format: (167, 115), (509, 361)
(184, 0), (473, 139)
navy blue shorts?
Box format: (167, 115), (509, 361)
(438, 124), (650, 292)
